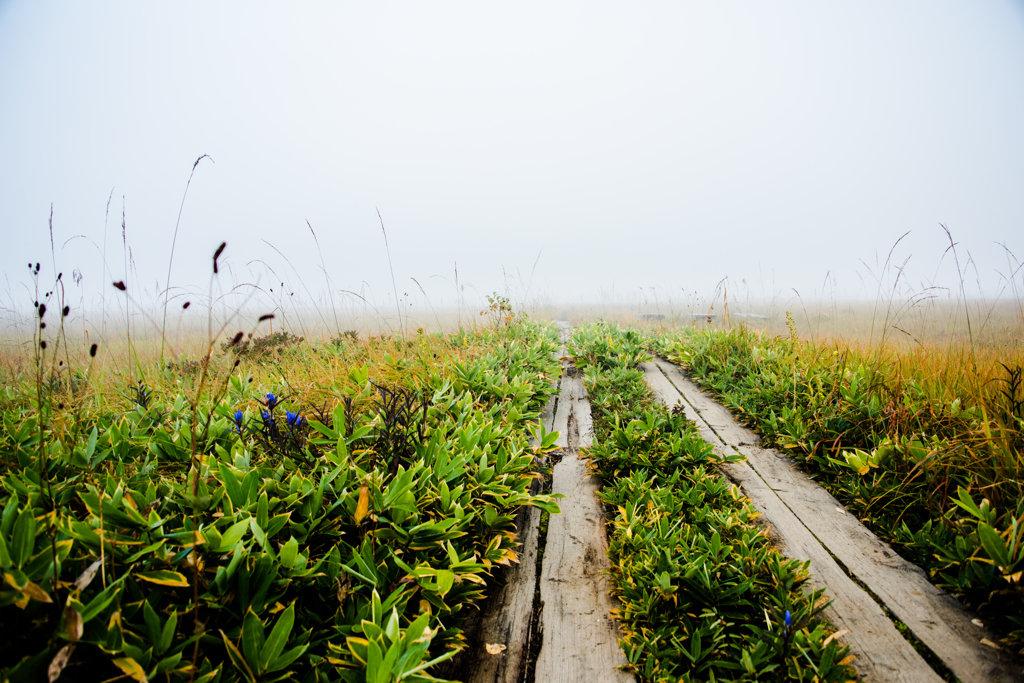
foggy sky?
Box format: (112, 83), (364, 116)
(2, 1), (1024, 317)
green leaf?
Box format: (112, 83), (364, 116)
(249, 517), (267, 548)
(257, 491), (269, 530)
(0, 534), (11, 569)
(160, 610), (177, 655)
(385, 607), (400, 642)
(953, 487), (984, 521)
(11, 507), (36, 569)
(267, 644), (308, 674)
(979, 523), (1011, 568)
(367, 637), (383, 683)
(221, 630), (257, 683)
(142, 601), (162, 648)
(80, 580), (122, 623)
(218, 463), (244, 508)
(435, 570), (454, 596)
(242, 609), (266, 674)
(0, 497), (17, 538)
(279, 537), (299, 568)
(308, 419), (337, 440)
(84, 426), (98, 462)
(260, 602), (295, 673)
(219, 518), (250, 551)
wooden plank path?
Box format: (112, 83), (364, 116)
(463, 322), (632, 683)
(644, 358), (1022, 683)
(534, 337), (633, 682)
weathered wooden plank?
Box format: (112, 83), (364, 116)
(535, 448), (633, 683)
(535, 329), (633, 682)
(551, 369), (592, 450)
(642, 363), (943, 683)
(651, 358), (1024, 683)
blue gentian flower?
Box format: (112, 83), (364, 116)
(286, 410), (300, 427)
(233, 410), (244, 428)
(784, 610), (791, 628)
(262, 410), (272, 423)
(266, 393), (279, 409)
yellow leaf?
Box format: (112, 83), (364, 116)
(354, 485), (370, 525)
(136, 570), (189, 587)
(821, 629), (849, 648)
(837, 655), (857, 666)
(65, 606), (83, 641)
(18, 580), (53, 604)
(112, 657), (148, 682)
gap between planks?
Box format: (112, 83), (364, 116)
(645, 358), (1022, 683)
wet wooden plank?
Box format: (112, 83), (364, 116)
(642, 363), (943, 683)
(651, 358), (1023, 683)
(535, 328), (633, 682)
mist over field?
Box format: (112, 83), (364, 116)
(2, 1), (1024, 323)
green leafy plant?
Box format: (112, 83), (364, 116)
(0, 319), (563, 682)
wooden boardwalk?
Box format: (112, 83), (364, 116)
(644, 358), (1022, 683)
(534, 354), (633, 682)
(464, 323), (632, 683)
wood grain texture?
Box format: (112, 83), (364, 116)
(535, 325), (634, 683)
(642, 363), (943, 683)
(651, 358), (1023, 683)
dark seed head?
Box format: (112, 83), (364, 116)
(40, 340), (47, 350)
(89, 343), (98, 357)
(233, 359), (240, 368)
(38, 303), (46, 318)
(213, 241), (227, 273)
(258, 313), (275, 322)
(62, 305), (70, 317)
(113, 281), (126, 291)
(229, 331), (244, 347)
(40, 322), (46, 329)
(58, 402), (64, 410)
(182, 301), (191, 310)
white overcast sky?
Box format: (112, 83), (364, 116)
(2, 1), (1023, 315)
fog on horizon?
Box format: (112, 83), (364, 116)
(2, 1), (1024, 325)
